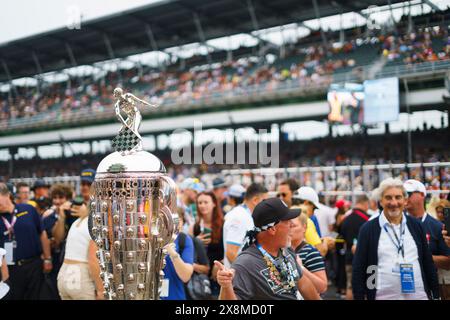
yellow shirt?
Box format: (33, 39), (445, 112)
(305, 218), (322, 246)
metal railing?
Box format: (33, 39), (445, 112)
(221, 162), (450, 204)
(9, 176), (81, 195)
(8, 162), (449, 205)
(2, 59), (450, 132)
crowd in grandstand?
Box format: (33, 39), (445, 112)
(1, 169), (449, 300)
(1, 9), (450, 126)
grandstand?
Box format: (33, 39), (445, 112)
(0, 0), (449, 199)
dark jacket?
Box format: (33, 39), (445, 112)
(352, 213), (439, 300)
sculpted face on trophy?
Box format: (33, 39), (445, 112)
(88, 88), (178, 300)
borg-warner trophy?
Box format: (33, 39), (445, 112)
(88, 88), (179, 300)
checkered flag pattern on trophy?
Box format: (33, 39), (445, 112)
(112, 87), (158, 153)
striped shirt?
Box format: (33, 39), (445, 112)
(295, 242), (325, 273)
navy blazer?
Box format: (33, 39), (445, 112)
(352, 213), (440, 300)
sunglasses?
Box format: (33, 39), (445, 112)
(277, 193), (288, 198)
(407, 191), (420, 197)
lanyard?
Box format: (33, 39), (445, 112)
(2, 208), (18, 241)
(255, 242), (296, 285)
(256, 242), (279, 267)
(383, 222), (405, 258)
(256, 243), (295, 291)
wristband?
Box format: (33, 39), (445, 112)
(44, 258), (52, 264)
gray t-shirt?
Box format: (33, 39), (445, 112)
(231, 245), (303, 300)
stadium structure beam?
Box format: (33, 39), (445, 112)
(144, 24), (167, 71)
(145, 24), (159, 53)
(256, 0), (314, 33)
(247, 0), (262, 51)
(298, 22), (314, 32)
(130, 13), (202, 66)
(332, 1), (370, 20)
(31, 51), (43, 75)
(311, 0), (328, 49)
(169, 0), (222, 54)
(1, 60), (12, 83)
(103, 34), (115, 60)
(403, 78), (413, 164)
(387, 0), (398, 32)
(84, 23), (148, 58)
(65, 42), (77, 67)
(192, 12), (212, 65)
(245, 0), (279, 50)
(422, 0), (441, 12)
(1, 60), (18, 96)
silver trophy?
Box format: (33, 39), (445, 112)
(88, 88), (178, 300)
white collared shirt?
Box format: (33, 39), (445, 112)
(223, 204), (254, 268)
(376, 211), (428, 300)
(420, 212), (427, 223)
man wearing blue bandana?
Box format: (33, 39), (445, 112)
(215, 197), (320, 300)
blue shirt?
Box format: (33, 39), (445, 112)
(0, 203), (43, 261)
(161, 233), (194, 300)
(420, 213), (450, 257)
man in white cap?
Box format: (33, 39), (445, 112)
(222, 184), (246, 214)
(293, 187), (335, 257)
(404, 179), (450, 298)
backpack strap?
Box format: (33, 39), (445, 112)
(353, 209), (369, 222)
(178, 232), (187, 256)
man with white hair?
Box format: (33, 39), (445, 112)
(352, 178), (439, 300)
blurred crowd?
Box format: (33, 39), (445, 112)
(0, 168), (449, 300)
(382, 28), (450, 64)
(2, 11), (450, 125)
(1, 128), (448, 196)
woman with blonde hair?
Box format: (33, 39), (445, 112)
(290, 209), (328, 294)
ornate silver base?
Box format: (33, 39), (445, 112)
(89, 151), (178, 300)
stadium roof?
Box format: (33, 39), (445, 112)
(0, 0), (406, 82)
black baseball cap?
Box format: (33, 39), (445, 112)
(252, 197), (300, 228)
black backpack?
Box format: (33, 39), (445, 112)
(178, 233), (213, 300)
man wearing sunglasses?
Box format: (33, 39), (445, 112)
(277, 179), (299, 209)
(215, 198), (320, 300)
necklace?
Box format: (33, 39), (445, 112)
(257, 244), (296, 292)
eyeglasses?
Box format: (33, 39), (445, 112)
(277, 193), (288, 198)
